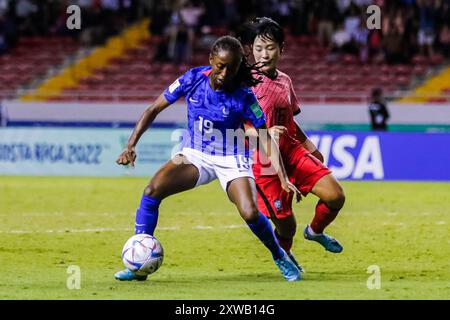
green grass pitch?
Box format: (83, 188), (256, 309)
(0, 176), (449, 299)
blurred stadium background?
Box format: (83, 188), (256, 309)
(0, 0), (449, 300)
(1, 0), (449, 178)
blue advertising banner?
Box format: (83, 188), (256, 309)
(308, 131), (450, 181)
(0, 128), (449, 181)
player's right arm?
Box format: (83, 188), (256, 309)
(117, 69), (197, 167)
(116, 94), (171, 167)
(262, 121), (324, 163)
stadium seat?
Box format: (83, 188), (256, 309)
(0, 36), (80, 98)
(20, 27), (436, 103)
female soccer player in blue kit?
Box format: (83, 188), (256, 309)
(114, 36), (302, 281)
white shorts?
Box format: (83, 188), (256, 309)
(174, 148), (254, 192)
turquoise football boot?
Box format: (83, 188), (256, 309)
(114, 269), (148, 281)
(287, 251), (305, 273)
(274, 250), (301, 281)
(303, 225), (343, 253)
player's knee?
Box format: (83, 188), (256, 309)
(285, 222), (297, 239)
(143, 183), (160, 198)
(278, 226), (296, 239)
(239, 203), (259, 223)
(276, 218), (297, 239)
(329, 188), (345, 210)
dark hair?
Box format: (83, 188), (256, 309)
(210, 35), (261, 88)
(238, 17), (285, 50)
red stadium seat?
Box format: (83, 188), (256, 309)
(21, 26), (439, 103)
(341, 54), (358, 65)
(412, 55), (428, 65)
(394, 76), (410, 86)
(0, 36), (80, 93)
(412, 65), (427, 75)
(393, 64), (412, 75)
(429, 54), (444, 65)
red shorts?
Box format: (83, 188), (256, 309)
(254, 147), (331, 220)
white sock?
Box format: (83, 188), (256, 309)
(308, 225), (322, 236)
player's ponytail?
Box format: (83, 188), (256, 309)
(236, 55), (263, 88)
(210, 35), (262, 88)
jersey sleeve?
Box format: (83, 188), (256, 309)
(289, 77), (301, 115)
(242, 91), (266, 128)
(163, 68), (196, 104)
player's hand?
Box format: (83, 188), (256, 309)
(268, 126), (287, 139)
(116, 146), (136, 167)
(281, 178), (302, 203)
(255, 61), (270, 70)
(302, 138), (324, 163)
(311, 149), (324, 163)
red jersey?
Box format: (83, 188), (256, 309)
(252, 70), (306, 176)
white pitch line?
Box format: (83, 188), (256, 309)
(191, 224), (246, 230)
(0, 228), (128, 234)
(0, 212), (118, 217)
(0, 227), (179, 234)
(220, 224), (245, 229)
(0, 224), (246, 234)
(192, 226), (213, 230)
(0, 211), (238, 217)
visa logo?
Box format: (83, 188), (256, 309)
(309, 134), (384, 180)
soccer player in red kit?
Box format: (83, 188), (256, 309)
(240, 17), (346, 269)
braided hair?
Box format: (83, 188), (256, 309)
(210, 35), (262, 88)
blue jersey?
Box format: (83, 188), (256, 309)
(163, 66), (266, 156)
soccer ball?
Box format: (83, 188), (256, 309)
(121, 234), (164, 275)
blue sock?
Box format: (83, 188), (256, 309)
(247, 213), (284, 260)
(134, 194), (161, 235)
